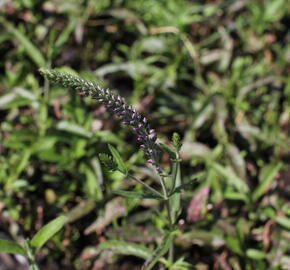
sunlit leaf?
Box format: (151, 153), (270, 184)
(30, 216), (68, 249)
(98, 240), (152, 259)
(246, 249), (266, 260)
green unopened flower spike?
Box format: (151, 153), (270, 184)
(98, 154), (117, 172)
(39, 68), (162, 173)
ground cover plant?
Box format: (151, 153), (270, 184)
(0, 0), (290, 269)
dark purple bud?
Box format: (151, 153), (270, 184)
(156, 167), (162, 173)
(151, 134), (157, 142)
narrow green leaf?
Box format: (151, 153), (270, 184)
(226, 235), (243, 255)
(98, 240), (152, 259)
(0, 239), (26, 257)
(55, 19), (76, 49)
(143, 233), (172, 270)
(211, 162), (249, 193)
(0, 18), (46, 67)
(252, 163), (282, 202)
(56, 121), (92, 138)
(170, 158), (182, 223)
(224, 191), (249, 203)
(113, 190), (163, 200)
(246, 249), (266, 260)
(30, 216), (68, 249)
(108, 144), (127, 174)
(275, 216), (290, 230)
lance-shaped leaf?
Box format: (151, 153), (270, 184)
(252, 163), (282, 202)
(108, 144), (128, 175)
(98, 240), (152, 259)
(30, 216), (68, 249)
(142, 232), (172, 270)
(0, 239), (26, 257)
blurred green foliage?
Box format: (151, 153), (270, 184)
(0, 0), (290, 269)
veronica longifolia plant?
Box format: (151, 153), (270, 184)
(39, 68), (182, 269)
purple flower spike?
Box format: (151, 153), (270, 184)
(39, 68), (162, 174)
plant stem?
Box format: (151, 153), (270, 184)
(159, 174), (175, 265)
(126, 172), (164, 199)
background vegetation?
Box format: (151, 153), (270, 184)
(0, 0), (290, 269)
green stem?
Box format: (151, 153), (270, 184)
(159, 175), (168, 199)
(159, 174), (175, 265)
(126, 172), (164, 199)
